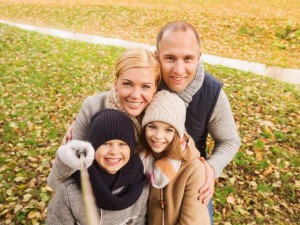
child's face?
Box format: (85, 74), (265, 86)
(95, 139), (131, 174)
(145, 121), (175, 155)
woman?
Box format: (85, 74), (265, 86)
(47, 48), (161, 192)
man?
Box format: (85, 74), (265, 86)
(58, 21), (240, 223)
(156, 21), (241, 222)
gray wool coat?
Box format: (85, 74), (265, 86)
(46, 178), (149, 225)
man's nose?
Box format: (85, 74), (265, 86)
(173, 61), (185, 75)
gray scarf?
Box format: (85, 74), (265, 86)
(159, 60), (205, 107)
(106, 86), (142, 139)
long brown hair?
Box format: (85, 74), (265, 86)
(139, 125), (191, 162)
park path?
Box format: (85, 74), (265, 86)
(1, 19), (299, 85)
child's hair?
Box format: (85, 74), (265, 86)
(140, 90), (191, 161)
(114, 48), (161, 85)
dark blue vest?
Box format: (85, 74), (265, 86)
(185, 72), (222, 159)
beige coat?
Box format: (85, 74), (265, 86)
(147, 135), (210, 225)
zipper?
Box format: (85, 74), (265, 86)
(160, 188), (165, 225)
(99, 209), (102, 225)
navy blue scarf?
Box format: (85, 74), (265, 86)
(73, 154), (146, 211)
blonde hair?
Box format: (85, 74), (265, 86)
(115, 48), (161, 84)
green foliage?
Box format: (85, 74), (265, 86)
(215, 184), (235, 205)
(0, 24), (124, 224)
(205, 63), (299, 224)
(233, 151), (246, 167)
(1, 15), (300, 225)
(257, 183), (273, 193)
(255, 139), (264, 150)
(258, 159), (269, 170)
(0, 0), (299, 68)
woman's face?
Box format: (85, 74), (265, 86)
(115, 67), (158, 117)
(95, 139), (131, 174)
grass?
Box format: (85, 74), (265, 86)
(0, 0), (299, 68)
(1, 23), (299, 224)
(0, 24), (124, 224)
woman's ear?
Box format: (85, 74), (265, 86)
(154, 82), (158, 92)
(114, 78), (118, 91)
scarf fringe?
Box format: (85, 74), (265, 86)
(106, 86), (142, 140)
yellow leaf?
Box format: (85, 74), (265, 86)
(226, 195), (236, 205)
(28, 178), (37, 188)
(6, 189), (12, 196)
(272, 205), (280, 212)
(27, 121), (34, 131)
(1, 209), (9, 216)
(295, 180), (300, 188)
(249, 181), (257, 188)
(14, 177), (24, 182)
(23, 194), (32, 202)
(254, 210), (264, 218)
(28, 211), (38, 219)
(14, 204), (23, 213)
(9, 122), (18, 128)
(229, 177), (236, 185)
(260, 120), (274, 127)
(5, 218), (12, 224)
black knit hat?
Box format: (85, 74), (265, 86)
(87, 109), (136, 155)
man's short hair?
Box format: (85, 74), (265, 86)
(156, 21), (201, 51)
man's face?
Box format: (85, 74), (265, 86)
(157, 29), (201, 92)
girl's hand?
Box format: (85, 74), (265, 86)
(198, 157), (215, 205)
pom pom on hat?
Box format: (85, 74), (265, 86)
(142, 90), (186, 137)
(87, 109), (136, 154)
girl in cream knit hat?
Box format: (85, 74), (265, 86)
(140, 90), (210, 225)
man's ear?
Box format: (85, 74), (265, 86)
(198, 51), (202, 61)
(154, 50), (158, 58)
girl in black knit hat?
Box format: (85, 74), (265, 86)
(46, 109), (148, 225)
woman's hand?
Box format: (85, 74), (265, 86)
(198, 157), (215, 205)
(62, 120), (76, 144)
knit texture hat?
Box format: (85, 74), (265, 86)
(87, 109), (136, 154)
(142, 90), (186, 137)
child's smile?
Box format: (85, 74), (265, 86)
(95, 140), (130, 174)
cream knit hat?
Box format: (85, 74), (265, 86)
(142, 90), (186, 137)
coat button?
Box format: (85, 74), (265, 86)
(126, 218), (133, 224)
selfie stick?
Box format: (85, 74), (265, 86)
(77, 149), (100, 225)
